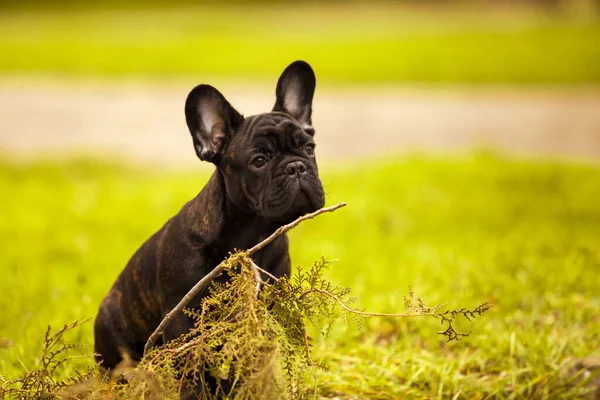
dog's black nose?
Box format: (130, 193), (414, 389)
(200, 149), (215, 161)
(285, 161), (307, 177)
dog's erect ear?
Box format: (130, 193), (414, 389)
(272, 60), (316, 135)
(185, 84), (244, 164)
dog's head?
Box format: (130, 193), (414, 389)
(184, 61), (325, 222)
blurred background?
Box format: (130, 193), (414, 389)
(1, 0), (599, 165)
(1, 0), (600, 397)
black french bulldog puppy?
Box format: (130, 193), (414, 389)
(93, 61), (325, 379)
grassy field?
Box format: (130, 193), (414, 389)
(0, 154), (599, 398)
(0, 4), (599, 84)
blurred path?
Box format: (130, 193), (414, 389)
(1, 79), (599, 166)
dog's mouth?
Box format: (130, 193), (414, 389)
(300, 181), (325, 212)
(260, 179), (325, 222)
(291, 189), (313, 216)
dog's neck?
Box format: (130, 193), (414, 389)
(183, 170), (279, 252)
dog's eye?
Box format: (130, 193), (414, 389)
(252, 156), (267, 168)
(305, 143), (315, 156)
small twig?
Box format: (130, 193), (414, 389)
(252, 264), (262, 296)
(247, 202), (346, 255)
(300, 289), (492, 341)
(298, 289), (430, 318)
(302, 328), (314, 366)
(251, 261), (279, 282)
(143, 202), (346, 356)
(299, 288), (490, 320)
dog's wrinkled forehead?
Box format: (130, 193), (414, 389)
(238, 112), (312, 148)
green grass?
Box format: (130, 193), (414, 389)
(1, 4), (599, 84)
(0, 154), (599, 398)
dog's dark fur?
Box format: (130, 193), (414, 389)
(93, 61), (325, 377)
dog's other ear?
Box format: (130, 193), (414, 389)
(272, 60), (316, 135)
(185, 84), (244, 164)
